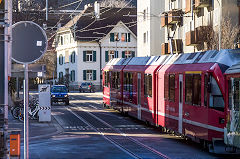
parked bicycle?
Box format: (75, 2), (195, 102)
(11, 97), (40, 122)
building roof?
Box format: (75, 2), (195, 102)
(62, 7), (137, 42)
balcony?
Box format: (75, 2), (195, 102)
(195, 0), (212, 8)
(169, 39), (183, 53)
(168, 10), (182, 24)
(195, 26), (212, 42)
(185, 26), (212, 46)
(161, 13), (168, 27)
(185, 31), (198, 46)
(185, 0), (200, 13)
(161, 43), (169, 55)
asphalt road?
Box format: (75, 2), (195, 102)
(22, 92), (238, 159)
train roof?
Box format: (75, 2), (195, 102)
(105, 49), (240, 69)
(225, 62), (240, 74)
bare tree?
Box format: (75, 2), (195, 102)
(100, 0), (132, 8)
(207, 16), (239, 50)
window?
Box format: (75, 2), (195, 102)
(121, 33), (131, 42)
(105, 51), (118, 62)
(110, 33), (119, 42)
(83, 51), (96, 62)
(164, 74), (169, 99)
(143, 9), (146, 20)
(124, 72), (133, 101)
(70, 70), (75, 82)
(112, 72), (120, 90)
(144, 74), (152, 97)
(104, 71), (109, 87)
(185, 74), (201, 106)
(64, 34), (69, 45)
(122, 51), (135, 58)
(169, 74), (175, 101)
(83, 70), (96, 81)
(204, 75), (208, 106)
(143, 33), (146, 43)
(209, 75), (224, 111)
(228, 78), (240, 111)
(59, 54), (63, 65)
(65, 51), (69, 63)
(70, 51), (76, 63)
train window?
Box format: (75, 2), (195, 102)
(209, 76), (224, 111)
(123, 72), (133, 100)
(185, 74), (193, 104)
(204, 75), (208, 106)
(104, 71), (109, 87)
(228, 78), (240, 111)
(193, 74), (201, 105)
(117, 72), (120, 90)
(185, 74), (201, 106)
(144, 74), (152, 97)
(164, 74), (169, 100)
(169, 74), (175, 101)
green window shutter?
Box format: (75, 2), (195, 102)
(93, 51), (96, 62)
(83, 51), (86, 62)
(132, 51), (135, 57)
(110, 33), (114, 42)
(122, 51), (125, 58)
(83, 70), (86, 80)
(70, 71), (73, 81)
(128, 33), (131, 42)
(93, 70), (96, 80)
(105, 51), (109, 62)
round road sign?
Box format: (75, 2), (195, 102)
(12, 21), (48, 64)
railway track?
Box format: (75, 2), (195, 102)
(67, 103), (170, 159)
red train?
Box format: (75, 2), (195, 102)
(102, 49), (240, 153)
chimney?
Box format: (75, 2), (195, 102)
(94, 1), (100, 20)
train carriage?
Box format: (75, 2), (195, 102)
(224, 61), (240, 150)
(103, 49), (240, 153)
(156, 50), (240, 153)
(102, 58), (131, 109)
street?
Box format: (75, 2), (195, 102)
(7, 92), (235, 159)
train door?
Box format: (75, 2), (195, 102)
(178, 74), (183, 134)
(137, 73), (141, 120)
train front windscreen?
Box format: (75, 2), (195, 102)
(225, 78), (240, 149)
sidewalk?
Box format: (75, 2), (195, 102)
(8, 94), (63, 141)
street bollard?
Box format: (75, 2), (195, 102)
(10, 130), (21, 157)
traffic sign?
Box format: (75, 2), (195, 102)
(12, 21), (48, 64)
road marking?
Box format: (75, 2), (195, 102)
(65, 106), (140, 159)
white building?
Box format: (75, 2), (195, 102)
(161, 0), (240, 54)
(55, 6), (137, 90)
(137, 0), (165, 56)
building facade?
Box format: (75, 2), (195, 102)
(161, 0), (240, 54)
(55, 7), (137, 90)
(137, 0), (165, 56)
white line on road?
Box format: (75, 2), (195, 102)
(65, 106), (140, 159)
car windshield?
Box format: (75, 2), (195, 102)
(51, 86), (67, 93)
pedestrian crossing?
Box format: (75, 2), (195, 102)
(63, 126), (153, 131)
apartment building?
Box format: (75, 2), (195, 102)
(137, 0), (165, 56)
(55, 7), (137, 90)
(161, 0), (239, 54)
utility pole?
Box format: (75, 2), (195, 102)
(0, 0), (10, 158)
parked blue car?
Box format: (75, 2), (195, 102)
(51, 85), (69, 105)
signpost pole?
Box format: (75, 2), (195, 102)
(24, 63), (29, 159)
